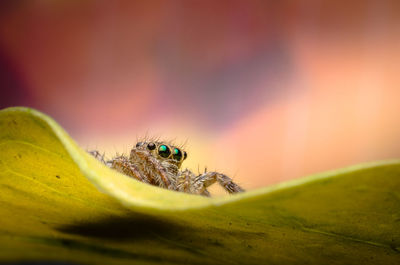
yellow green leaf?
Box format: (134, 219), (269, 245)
(0, 107), (399, 265)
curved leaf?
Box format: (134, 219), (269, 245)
(0, 107), (399, 265)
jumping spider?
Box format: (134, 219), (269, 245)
(90, 141), (244, 196)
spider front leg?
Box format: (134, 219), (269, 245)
(194, 171), (245, 194)
(110, 155), (150, 184)
(89, 150), (150, 184)
(89, 150), (107, 164)
(177, 169), (212, 196)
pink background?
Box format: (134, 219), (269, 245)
(1, 1), (399, 193)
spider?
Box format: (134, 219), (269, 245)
(89, 141), (244, 196)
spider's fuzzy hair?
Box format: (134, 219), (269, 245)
(135, 134), (188, 151)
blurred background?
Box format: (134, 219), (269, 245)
(0, 0), (399, 193)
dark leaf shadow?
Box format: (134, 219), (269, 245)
(54, 214), (226, 264)
(55, 213), (189, 241)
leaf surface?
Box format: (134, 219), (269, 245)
(0, 107), (399, 265)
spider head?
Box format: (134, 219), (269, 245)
(135, 141), (187, 168)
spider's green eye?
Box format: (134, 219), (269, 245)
(184, 151), (187, 160)
(158, 145), (171, 158)
(147, 142), (156, 150)
(173, 148), (182, 161)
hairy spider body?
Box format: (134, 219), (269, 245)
(90, 141), (244, 196)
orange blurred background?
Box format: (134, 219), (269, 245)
(1, 1), (399, 192)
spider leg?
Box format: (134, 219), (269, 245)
(194, 172), (244, 194)
(176, 169), (194, 193)
(110, 155), (150, 184)
(176, 169), (211, 196)
(88, 150), (107, 164)
(201, 189), (211, 197)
